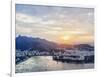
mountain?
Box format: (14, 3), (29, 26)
(16, 35), (58, 51)
(16, 35), (94, 51)
(74, 44), (94, 51)
(58, 44), (94, 51)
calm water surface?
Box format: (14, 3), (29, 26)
(15, 56), (94, 73)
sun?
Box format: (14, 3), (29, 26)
(61, 36), (70, 41)
(59, 36), (71, 44)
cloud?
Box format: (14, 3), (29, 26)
(15, 4), (94, 44)
(16, 13), (42, 24)
(16, 24), (33, 34)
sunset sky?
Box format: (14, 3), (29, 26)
(16, 4), (94, 45)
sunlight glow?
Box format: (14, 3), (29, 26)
(61, 36), (70, 41)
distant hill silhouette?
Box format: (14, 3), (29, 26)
(74, 44), (94, 51)
(16, 35), (58, 51)
(16, 35), (94, 51)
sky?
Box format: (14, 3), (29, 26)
(16, 4), (94, 45)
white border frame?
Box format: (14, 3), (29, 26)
(11, 0), (96, 77)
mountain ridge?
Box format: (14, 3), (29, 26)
(16, 35), (94, 51)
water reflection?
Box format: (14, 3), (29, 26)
(16, 56), (94, 73)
